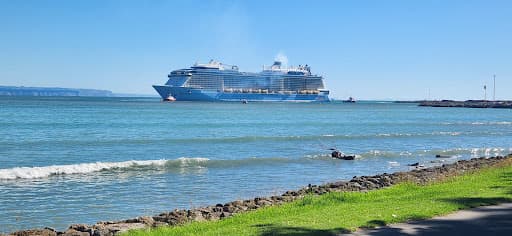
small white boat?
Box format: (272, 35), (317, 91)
(163, 95), (176, 102)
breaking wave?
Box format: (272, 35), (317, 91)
(0, 159), (174, 180)
(0, 157), (300, 180)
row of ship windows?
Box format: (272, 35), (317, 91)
(185, 84), (324, 91)
(185, 81), (324, 86)
(184, 77), (324, 82)
(171, 71), (321, 79)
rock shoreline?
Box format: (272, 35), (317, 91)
(6, 154), (511, 236)
(419, 100), (512, 109)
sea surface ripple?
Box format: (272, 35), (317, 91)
(0, 96), (511, 232)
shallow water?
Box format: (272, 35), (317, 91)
(0, 96), (511, 232)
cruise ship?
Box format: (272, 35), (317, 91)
(153, 60), (330, 102)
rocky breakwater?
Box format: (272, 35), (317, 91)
(419, 100), (512, 109)
(6, 155), (511, 236)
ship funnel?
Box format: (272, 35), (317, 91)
(272, 61), (282, 69)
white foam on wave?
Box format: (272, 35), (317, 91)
(494, 121), (512, 125)
(443, 121), (512, 126)
(0, 159), (170, 180)
(435, 131), (461, 136)
(471, 121), (512, 125)
(388, 161), (400, 167)
(173, 157), (210, 166)
(305, 153), (332, 159)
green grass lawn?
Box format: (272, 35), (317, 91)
(125, 162), (512, 236)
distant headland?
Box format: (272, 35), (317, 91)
(0, 86), (113, 97)
(0, 86), (157, 97)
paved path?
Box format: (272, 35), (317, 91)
(347, 203), (512, 236)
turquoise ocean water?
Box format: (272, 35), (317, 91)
(0, 96), (511, 232)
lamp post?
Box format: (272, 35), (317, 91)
(493, 74), (496, 101)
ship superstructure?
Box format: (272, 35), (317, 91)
(153, 60), (330, 102)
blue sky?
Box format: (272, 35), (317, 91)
(1, 0), (511, 100)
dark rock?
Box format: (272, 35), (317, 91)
(223, 205), (235, 213)
(213, 206), (223, 213)
(97, 223), (146, 235)
(230, 200), (244, 207)
(10, 229), (57, 236)
(349, 182), (363, 190)
(153, 222), (168, 228)
(220, 211), (232, 218)
(121, 218), (139, 224)
(91, 228), (113, 236)
(68, 225), (90, 233)
(60, 229), (90, 236)
(138, 216), (154, 226)
(244, 201), (257, 210)
(188, 210), (206, 222)
(95, 221), (114, 225)
(270, 196), (283, 202)
(435, 154), (452, 158)
(205, 211), (221, 221)
(257, 200), (272, 207)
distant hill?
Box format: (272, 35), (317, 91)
(0, 86), (113, 97)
